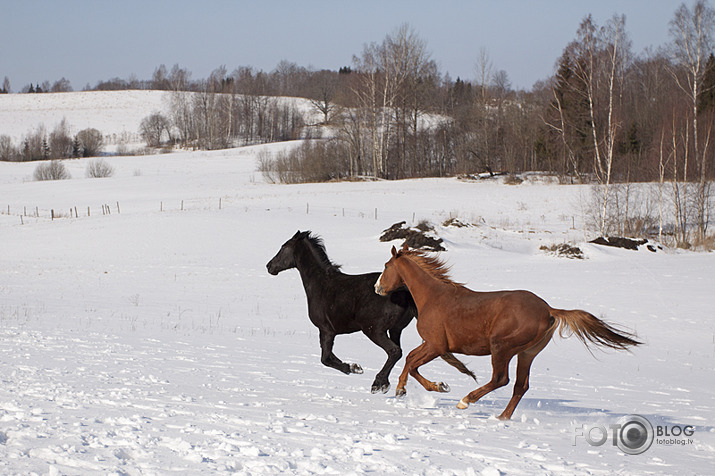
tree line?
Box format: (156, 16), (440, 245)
(1, 1), (713, 243)
(0, 119), (103, 162)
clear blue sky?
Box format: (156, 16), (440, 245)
(1, 0), (683, 92)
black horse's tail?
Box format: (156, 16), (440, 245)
(441, 352), (477, 382)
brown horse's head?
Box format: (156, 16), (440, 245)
(374, 245), (407, 296)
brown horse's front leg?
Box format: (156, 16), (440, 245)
(395, 364), (410, 397)
(457, 351), (512, 411)
(395, 342), (445, 397)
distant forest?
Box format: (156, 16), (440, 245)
(2, 2), (714, 243)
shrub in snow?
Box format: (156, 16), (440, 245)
(86, 159), (115, 178)
(33, 160), (71, 181)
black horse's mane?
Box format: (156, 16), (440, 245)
(303, 232), (342, 271)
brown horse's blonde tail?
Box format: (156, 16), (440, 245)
(440, 352), (477, 382)
(549, 308), (642, 352)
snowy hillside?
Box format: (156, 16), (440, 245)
(1, 92), (714, 475)
(0, 91), (172, 146)
(0, 90), (323, 148)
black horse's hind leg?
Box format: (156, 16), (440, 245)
(319, 330), (363, 375)
(365, 330), (402, 394)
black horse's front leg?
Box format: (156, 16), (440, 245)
(319, 330), (363, 375)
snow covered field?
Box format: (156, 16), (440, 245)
(1, 92), (714, 475)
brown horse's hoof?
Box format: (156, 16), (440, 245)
(497, 413), (512, 421)
(456, 398), (469, 409)
(437, 382), (450, 393)
(395, 387), (406, 398)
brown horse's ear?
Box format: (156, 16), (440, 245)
(401, 243), (409, 252)
(391, 245), (397, 257)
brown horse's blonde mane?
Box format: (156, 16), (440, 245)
(397, 248), (463, 288)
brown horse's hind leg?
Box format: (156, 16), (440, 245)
(456, 351), (512, 411)
(496, 351), (537, 420)
(395, 342), (445, 397)
(497, 330), (553, 420)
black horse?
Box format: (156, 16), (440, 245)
(266, 231), (475, 394)
(266, 231), (414, 393)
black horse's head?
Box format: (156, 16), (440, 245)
(266, 230), (310, 275)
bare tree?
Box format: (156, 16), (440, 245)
(350, 24), (434, 178)
(352, 41), (388, 178)
(169, 65), (194, 146)
(49, 118), (73, 158)
(50, 78), (73, 92)
(475, 47), (493, 104)
(140, 113), (172, 147)
(309, 70), (339, 124)
(75, 128), (103, 157)
(669, 0), (715, 241)
(544, 68), (581, 181)
(0, 135), (16, 161)
(567, 14), (631, 235)
(152, 64), (170, 90)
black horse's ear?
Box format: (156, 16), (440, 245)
(293, 230), (302, 238)
(391, 245), (397, 257)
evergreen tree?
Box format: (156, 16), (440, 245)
(42, 137), (50, 159)
(548, 52), (591, 177)
(698, 53), (715, 113)
(72, 135), (82, 158)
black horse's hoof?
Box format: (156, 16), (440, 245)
(371, 382), (390, 394)
(349, 363), (364, 374)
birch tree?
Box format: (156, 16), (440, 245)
(567, 14), (630, 236)
(669, 0), (715, 241)
(351, 24), (433, 178)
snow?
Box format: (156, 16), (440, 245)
(1, 91), (714, 475)
(0, 91), (172, 146)
(0, 90), (324, 149)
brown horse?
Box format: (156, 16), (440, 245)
(374, 245), (642, 420)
